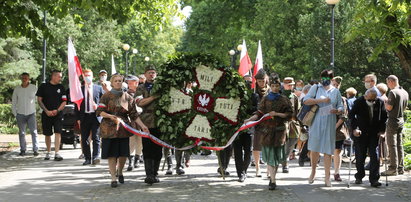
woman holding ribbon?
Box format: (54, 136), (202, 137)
(303, 69), (343, 187)
(244, 74), (293, 190)
(96, 74), (148, 188)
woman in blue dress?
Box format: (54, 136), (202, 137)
(303, 69), (344, 187)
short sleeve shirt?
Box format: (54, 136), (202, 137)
(387, 86), (409, 124)
(36, 82), (67, 111)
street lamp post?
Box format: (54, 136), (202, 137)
(132, 48), (138, 74)
(122, 44), (130, 75)
(42, 11), (47, 83)
(326, 0), (340, 69)
(228, 44), (243, 69)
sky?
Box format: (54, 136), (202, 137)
(173, 6), (192, 27)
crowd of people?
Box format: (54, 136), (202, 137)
(11, 66), (409, 190)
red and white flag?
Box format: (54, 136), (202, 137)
(68, 38), (84, 110)
(238, 39), (253, 77)
(251, 40), (263, 89)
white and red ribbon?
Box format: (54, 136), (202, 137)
(120, 113), (272, 151)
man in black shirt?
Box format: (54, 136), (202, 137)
(36, 70), (67, 161)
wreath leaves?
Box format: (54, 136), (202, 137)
(152, 52), (251, 153)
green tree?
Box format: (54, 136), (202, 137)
(29, 10), (122, 84)
(347, 0), (411, 80)
(0, 0), (180, 39)
(117, 16), (183, 75)
(182, 0), (405, 92)
(0, 37), (40, 103)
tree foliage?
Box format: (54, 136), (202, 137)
(182, 0), (408, 93)
(0, 37), (40, 103)
(118, 16), (183, 75)
(347, 0), (411, 80)
(0, 0), (180, 40)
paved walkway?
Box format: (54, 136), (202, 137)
(0, 134), (410, 202)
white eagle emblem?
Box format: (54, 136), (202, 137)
(198, 94), (210, 107)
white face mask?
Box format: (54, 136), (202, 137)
(100, 75), (107, 82)
(366, 100), (374, 106)
(364, 82), (372, 89)
(84, 76), (93, 84)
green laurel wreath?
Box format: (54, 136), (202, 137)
(151, 53), (250, 153)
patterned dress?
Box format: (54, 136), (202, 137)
(96, 91), (138, 159)
(255, 94), (293, 166)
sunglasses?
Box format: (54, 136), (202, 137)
(321, 77), (331, 81)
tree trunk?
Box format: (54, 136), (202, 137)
(394, 14), (411, 80)
(395, 44), (411, 79)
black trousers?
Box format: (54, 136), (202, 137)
(299, 141), (309, 162)
(143, 128), (163, 176)
(354, 133), (380, 183)
(80, 113), (100, 160)
(217, 145), (232, 171)
(233, 132), (252, 177)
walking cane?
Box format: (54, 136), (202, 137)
(347, 138), (353, 188)
(381, 135), (389, 186)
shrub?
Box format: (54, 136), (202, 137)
(0, 104), (15, 127)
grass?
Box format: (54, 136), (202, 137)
(0, 126), (19, 134)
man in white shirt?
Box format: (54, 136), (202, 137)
(12, 73), (39, 156)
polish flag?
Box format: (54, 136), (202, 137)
(68, 38), (83, 110)
(238, 39), (253, 77)
(251, 40), (263, 89)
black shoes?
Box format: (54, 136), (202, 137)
(238, 174), (247, 182)
(82, 160), (91, 165)
(118, 175), (124, 184)
(176, 167), (185, 175)
(144, 175), (159, 185)
(217, 168), (230, 176)
(282, 167), (289, 173)
(111, 181), (118, 188)
(371, 182), (382, 188)
(33, 151), (39, 156)
(19, 151), (26, 156)
(144, 176), (154, 185)
(269, 180), (276, 190)
(127, 156), (134, 171)
(54, 154), (63, 161)
(355, 179), (363, 184)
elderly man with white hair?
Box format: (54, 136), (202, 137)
(349, 88), (387, 187)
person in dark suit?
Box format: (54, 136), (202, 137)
(349, 88), (387, 187)
(75, 69), (104, 165)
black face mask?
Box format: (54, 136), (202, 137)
(321, 80), (331, 86)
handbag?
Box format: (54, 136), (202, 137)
(289, 120), (301, 139)
(297, 85), (319, 126)
(336, 121), (349, 141)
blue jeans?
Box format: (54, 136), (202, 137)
(16, 113), (38, 152)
